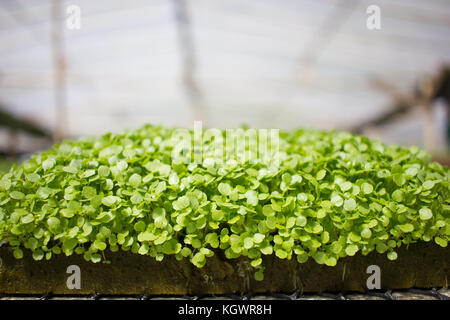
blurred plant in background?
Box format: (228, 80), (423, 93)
(0, 0), (449, 168)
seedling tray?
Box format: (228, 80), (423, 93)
(0, 242), (447, 295)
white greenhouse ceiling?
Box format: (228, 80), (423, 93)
(0, 0), (449, 147)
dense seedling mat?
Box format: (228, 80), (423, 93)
(0, 125), (449, 280)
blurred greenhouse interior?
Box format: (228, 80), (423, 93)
(0, 0), (450, 170)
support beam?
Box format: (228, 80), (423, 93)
(51, 0), (68, 142)
(172, 0), (206, 124)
